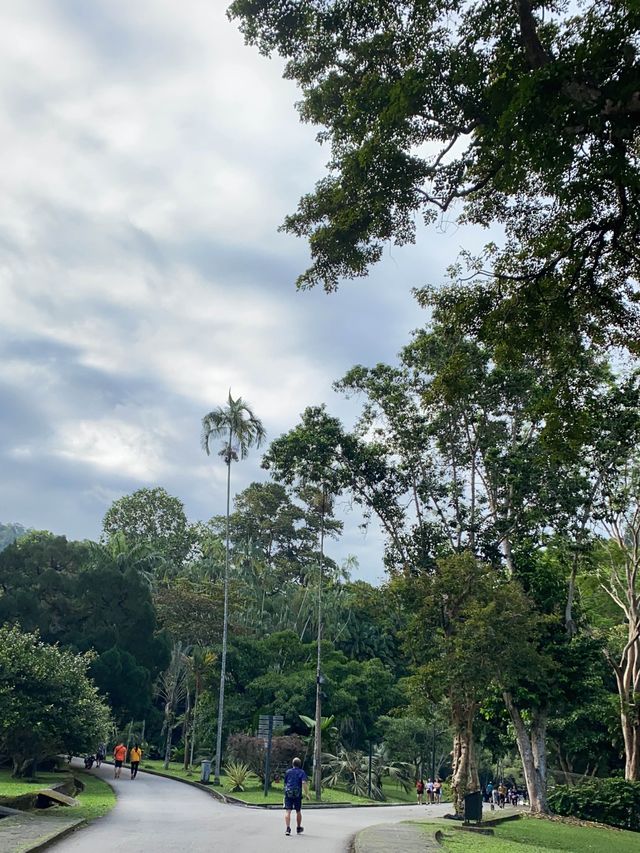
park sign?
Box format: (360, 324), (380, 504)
(258, 714), (283, 744)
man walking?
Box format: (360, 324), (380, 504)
(113, 742), (127, 779)
(283, 757), (308, 836)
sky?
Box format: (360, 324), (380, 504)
(0, 0), (486, 584)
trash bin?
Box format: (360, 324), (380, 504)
(200, 760), (212, 784)
(464, 790), (483, 823)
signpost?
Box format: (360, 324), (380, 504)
(258, 714), (283, 797)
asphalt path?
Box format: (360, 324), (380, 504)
(51, 761), (450, 853)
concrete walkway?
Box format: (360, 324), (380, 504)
(46, 762), (451, 853)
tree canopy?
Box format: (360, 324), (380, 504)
(0, 625), (111, 777)
(229, 0), (640, 350)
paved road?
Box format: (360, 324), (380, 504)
(51, 762), (450, 853)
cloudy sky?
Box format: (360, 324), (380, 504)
(0, 0), (485, 583)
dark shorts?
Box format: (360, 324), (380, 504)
(284, 796), (302, 812)
(114, 759), (123, 768)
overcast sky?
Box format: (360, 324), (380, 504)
(0, 0), (486, 583)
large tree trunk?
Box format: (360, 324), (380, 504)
(11, 757), (35, 779)
(163, 704), (173, 769)
(183, 687), (191, 770)
(450, 702), (479, 816)
(503, 692), (549, 813)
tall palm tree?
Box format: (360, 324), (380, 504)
(201, 391), (265, 784)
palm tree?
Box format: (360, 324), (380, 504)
(201, 391), (265, 784)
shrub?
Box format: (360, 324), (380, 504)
(548, 778), (640, 831)
(223, 761), (251, 792)
(226, 733), (306, 782)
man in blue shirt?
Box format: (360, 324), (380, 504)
(283, 757), (309, 836)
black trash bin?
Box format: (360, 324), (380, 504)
(464, 790), (483, 823)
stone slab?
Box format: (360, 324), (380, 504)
(0, 813), (84, 853)
(353, 821), (442, 852)
(35, 792), (77, 809)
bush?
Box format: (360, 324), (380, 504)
(548, 778), (640, 831)
(223, 761), (251, 792)
(226, 733), (306, 782)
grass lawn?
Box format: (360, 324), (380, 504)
(0, 767), (115, 824)
(140, 758), (202, 783)
(0, 769), (64, 797)
(425, 816), (640, 853)
(138, 759), (414, 805)
(227, 779), (374, 805)
(70, 770), (116, 822)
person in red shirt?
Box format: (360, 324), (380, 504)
(113, 742), (127, 778)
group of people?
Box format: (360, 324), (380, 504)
(483, 781), (521, 809)
(82, 742), (143, 779)
(415, 777), (442, 805)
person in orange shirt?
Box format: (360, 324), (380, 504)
(129, 744), (143, 779)
(113, 742), (127, 778)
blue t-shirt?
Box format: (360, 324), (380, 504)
(284, 767), (307, 797)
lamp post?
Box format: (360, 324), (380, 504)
(313, 483), (326, 802)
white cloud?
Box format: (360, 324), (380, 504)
(0, 0), (483, 581)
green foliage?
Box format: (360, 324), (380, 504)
(223, 760), (251, 791)
(0, 625), (111, 776)
(101, 487), (196, 568)
(322, 747), (373, 799)
(548, 778), (640, 831)
(229, 0), (640, 352)
(0, 531), (170, 723)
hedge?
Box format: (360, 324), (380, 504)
(548, 778), (640, 831)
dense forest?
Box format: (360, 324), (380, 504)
(1, 298), (638, 815)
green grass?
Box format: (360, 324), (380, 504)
(138, 759), (413, 805)
(0, 770), (63, 797)
(425, 816), (640, 853)
(0, 768), (115, 824)
(227, 779), (374, 805)
(68, 770), (116, 822)
(139, 758), (202, 782)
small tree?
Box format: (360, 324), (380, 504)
(0, 625), (111, 777)
(156, 643), (189, 769)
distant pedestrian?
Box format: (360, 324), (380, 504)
(426, 778), (434, 804)
(95, 744), (106, 768)
(416, 778), (424, 805)
(129, 743), (143, 779)
(113, 742), (127, 778)
(434, 778), (442, 803)
(498, 782), (506, 808)
(283, 757), (309, 836)
(486, 781), (495, 810)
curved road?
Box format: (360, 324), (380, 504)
(51, 761), (449, 852)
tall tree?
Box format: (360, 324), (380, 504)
(229, 0), (640, 351)
(264, 412), (344, 799)
(101, 487), (195, 570)
(201, 391), (266, 784)
(593, 456), (640, 779)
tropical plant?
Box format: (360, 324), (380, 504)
(369, 744), (413, 797)
(223, 760), (251, 792)
(201, 390), (265, 784)
(321, 746), (373, 799)
(156, 642), (189, 769)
